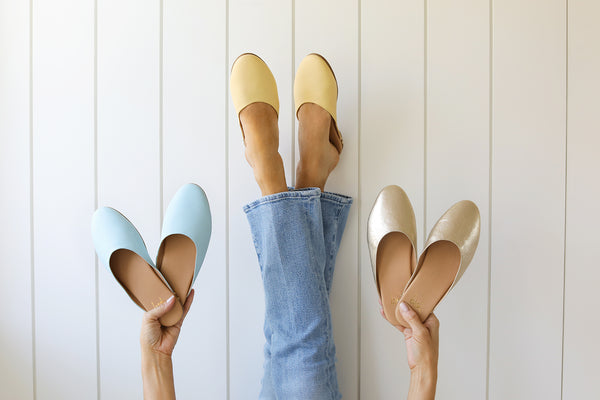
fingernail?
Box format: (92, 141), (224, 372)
(399, 302), (409, 313)
(166, 295), (175, 305)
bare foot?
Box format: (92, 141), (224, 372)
(239, 103), (288, 196)
(295, 103), (340, 191)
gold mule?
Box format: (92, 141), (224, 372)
(294, 53), (343, 153)
(230, 53), (279, 142)
(367, 185), (418, 326)
(395, 200), (480, 326)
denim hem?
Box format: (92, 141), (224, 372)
(321, 191), (353, 206)
(243, 188), (353, 214)
(243, 188), (322, 213)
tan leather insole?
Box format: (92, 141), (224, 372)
(396, 240), (460, 327)
(157, 234), (195, 305)
(377, 232), (414, 326)
(111, 249), (183, 326)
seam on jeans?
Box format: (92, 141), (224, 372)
(328, 203), (344, 268)
(320, 192), (353, 205)
(320, 193), (352, 202)
(320, 197), (353, 208)
(326, 202), (346, 398)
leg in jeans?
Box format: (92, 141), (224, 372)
(256, 189), (351, 399)
(237, 94), (343, 398)
(245, 188), (351, 399)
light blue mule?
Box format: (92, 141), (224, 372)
(157, 183), (212, 303)
(91, 207), (183, 326)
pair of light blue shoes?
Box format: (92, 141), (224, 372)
(92, 183), (211, 326)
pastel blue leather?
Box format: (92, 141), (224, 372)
(160, 183), (212, 292)
(92, 207), (171, 307)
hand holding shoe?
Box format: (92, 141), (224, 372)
(379, 300), (438, 400)
(140, 290), (194, 400)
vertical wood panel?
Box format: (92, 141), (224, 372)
(360, 0), (425, 398)
(228, 1), (293, 398)
(489, 1), (566, 398)
(32, 0), (97, 398)
(563, 1), (600, 398)
(5, 1), (600, 398)
(295, 1), (359, 397)
(97, 1), (160, 398)
(427, 0), (489, 398)
(162, 0), (227, 397)
(0, 0), (34, 398)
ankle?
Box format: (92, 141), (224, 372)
(253, 153), (287, 196)
(295, 160), (326, 191)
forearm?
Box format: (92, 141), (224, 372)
(407, 367), (437, 400)
(142, 351), (176, 400)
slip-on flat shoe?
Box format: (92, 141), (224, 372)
(157, 183), (211, 305)
(367, 185), (417, 326)
(395, 200), (480, 326)
(91, 207), (183, 326)
(230, 53), (279, 143)
(294, 53), (343, 153)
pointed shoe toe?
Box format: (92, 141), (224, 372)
(157, 183), (212, 304)
(395, 200), (481, 325)
(294, 53), (343, 153)
(91, 207), (182, 326)
(367, 185), (418, 327)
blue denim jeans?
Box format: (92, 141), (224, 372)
(244, 188), (352, 400)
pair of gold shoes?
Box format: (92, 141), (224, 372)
(230, 53), (343, 153)
(368, 185), (481, 328)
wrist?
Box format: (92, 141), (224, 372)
(408, 366), (437, 400)
(141, 351), (175, 400)
(142, 348), (172, 365)
(410, 365), (437, 382)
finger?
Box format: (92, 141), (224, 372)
(423, 313), (440, 344)
(174, 289), (195, 329)
(396, 302), (427, 337)
(144, 295), (176, 322)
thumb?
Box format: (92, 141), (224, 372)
(396, 301), (426, 336)
(144, 295), (176, 322)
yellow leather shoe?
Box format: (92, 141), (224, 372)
(294, 53), (343, 153)
(395, 200), (480, 326)
(230, 53), (279, 142)
(367, 185), (418, 326)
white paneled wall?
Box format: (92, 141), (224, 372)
(1, 0), (598, 399)
(489, 1), (566, 399)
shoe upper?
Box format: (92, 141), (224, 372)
(367, 185), (418, 292)
(158, 183), (212, 291)
(416, 200), (481, 292)
(91, 206), (156, 272)
(230, 53), (279, 117)
(294, 53), (338, 123)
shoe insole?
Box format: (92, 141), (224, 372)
(377, 232), (414, 326)
(111, 249), (183, 326)
(157, 234), (196, 305)
(396, 240), (460, 327)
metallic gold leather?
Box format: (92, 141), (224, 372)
(414, 200), (480, 293)
(294, 53), (343, 152)
(367, 185), (418, 293)
(230, 53), (279, 118)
